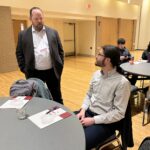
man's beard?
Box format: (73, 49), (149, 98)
(95, 58), (105, 67)
(34, 23), (43, 31)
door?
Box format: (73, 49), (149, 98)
(12, 19), (27, 47)
(118, 19), (136, 51)
(96, 16), (136, 54)
(63, 23), (75, 56)
(96, 16), (118, 55)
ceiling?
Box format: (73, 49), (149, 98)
(117, 0), (143, 5)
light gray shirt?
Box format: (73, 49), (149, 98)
(81, 68), (130, 124)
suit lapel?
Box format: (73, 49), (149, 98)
(25, 27), (35, 65)
(26, 27), (34, 51)
(45, 27), (53, 56)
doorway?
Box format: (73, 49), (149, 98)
(63, 22), (75, 56)
(12, 19), (27, 47)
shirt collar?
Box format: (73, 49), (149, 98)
(32, 25), (46, 32)
(100, 68), (117, 78)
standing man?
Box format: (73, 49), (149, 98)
(76, 45), (131, 150)
(16, 7), (64, 104)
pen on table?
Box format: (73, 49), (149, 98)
(46, 109), (51, 114)
(45, 106), (59, 114)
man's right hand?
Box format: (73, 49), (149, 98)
(76, 108), (85, 120)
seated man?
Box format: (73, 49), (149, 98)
(76, 45), (131, 150)
(141, 41), (150, 62)
(117, 38), (137, 85)
(117, 38), (132, 63)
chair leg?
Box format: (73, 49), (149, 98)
(142, 98), (150, 126)
(142, 110), (146, 126)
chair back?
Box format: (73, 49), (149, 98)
(120, 100), (134, 149)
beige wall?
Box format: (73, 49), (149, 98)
(44, 18), (64, 46)
(136, 0), (150, 49)
(0, 0), (139, 19)
(0, 6), (17, 72)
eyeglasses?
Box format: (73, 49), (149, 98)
(97, 53), (105, 57)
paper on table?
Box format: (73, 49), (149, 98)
(0, 96), (29, 109)
(138, 60), (147, 63)
(134, 61), (141, 64)
(28, 108), (71, 129)
(134, 60), (148, 64)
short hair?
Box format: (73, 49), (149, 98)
(29, 7), (42, 17)
(117, 38), (126, 45)
(102, 45), (120, 68)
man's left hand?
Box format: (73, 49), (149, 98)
(80, 117), (95, 127)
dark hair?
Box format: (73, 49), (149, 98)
(102, 45), (122, 74)
(117, 38), (126, 45)
(29, 7), (42, 17)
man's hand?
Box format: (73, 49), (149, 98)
(76, 109), (85, 120)
(120, 56), (125, 60)
(80, 117), (95, 127)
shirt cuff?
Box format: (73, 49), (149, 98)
(81, 104), (88, 111)
(94, 115), (102, 124)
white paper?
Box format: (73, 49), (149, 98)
(138, 60), (147, 63)
(0, 96), (29, 109)
(134, 60), (147, 64)
(134, 61), (141, 64)
(28, 108), (70, 129)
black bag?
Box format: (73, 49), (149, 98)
(139, 137), (150, 150)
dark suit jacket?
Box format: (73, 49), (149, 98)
(16, 26), (64, 79)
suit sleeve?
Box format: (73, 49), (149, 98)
(55, 31), (64, 65)
(16, 31), (25, 73)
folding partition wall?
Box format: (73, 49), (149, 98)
(96, 16), (136, 54)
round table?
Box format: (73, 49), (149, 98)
(0, 97), (85, 150)
(120, 62), (150, 77)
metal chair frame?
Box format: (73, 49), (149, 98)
(95, 131), (122, 150)
(142, 98), (150, 126)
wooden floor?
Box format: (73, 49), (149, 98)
(0, 53), (150, 150)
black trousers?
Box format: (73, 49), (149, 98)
(25, 68), (63, 104)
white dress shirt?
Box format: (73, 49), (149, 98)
(32, 26), (52, 70)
